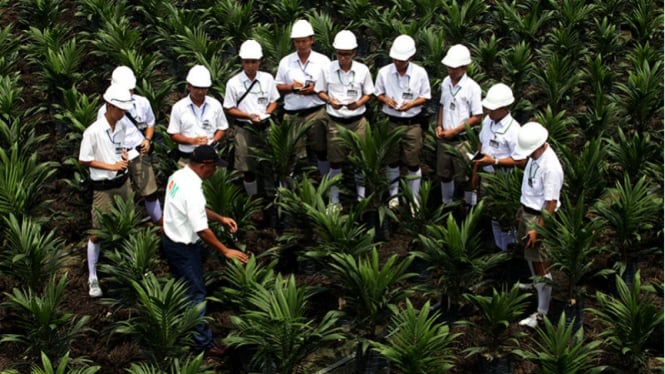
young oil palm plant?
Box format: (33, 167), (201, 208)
(98, 228), (161, 310)
(262, 0), (306, 25)
(0, 109), (48, 159)
(224, 275), (344, 374)
(307, 10), (339, 58)
(252, 23), (293, 73)
(493, 0), (552, 44)
(436, 0), (488, 45)
(370, 299), (459, 374)
(622, 0), (664, 45)
(558, 138), (608, 205)
(16, 0), (64, 29)
(211, 256), (277, 312)
(0, 214), (66, 291)
(478, 167), (523, 235)
(414, 202), (508, 321)
(459, 283), (531, 372)
(613, 59), (663, 133)
(531, 105), (578, 149)
(514, 313), (606, 374)
(398, 178), (448, 239)
(604, 127), (662, 185)
(0, 275), (92, 362)
(88, 193), (143, 246)
(531, 51), (583, 113)
(34, 38), (85, 109)
(590, 175), (663, 286)
(535, 195), (604, 330)
(88, 16), (143, 65)
(0, 351), (100, 374)
(114, 274), (206, 366)
(0, 24), (21, 76)
(588, 17), (626, 63)
(0, 143), (59, 220)
(209, 0), (257, 43)
(588, 272), (663, 373)
(498, 40), (534, 111)
(125, 353), (212, 374)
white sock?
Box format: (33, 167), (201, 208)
(536, 273), (553, 315)
(329, 168), (342, 204)
(441, 181), (454, 204)
(464, 190), (478, 206)
(87, 239), (101, 281)
(243, 180), (258, 196)
(355, 172), (365, 200)
(386, 166), (400, 198)
(145, 199), (162, 223)
(317, 159), (330, 177)
(408, 168), (422, 205)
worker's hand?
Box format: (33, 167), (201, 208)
(224, 248), (248, 264)
(220, 217), (237, 233)
(525, 229), (537, 248)
(139, 139), (151, 153)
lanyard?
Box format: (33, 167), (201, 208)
(396, 73), (411, 91)
(190, 102), (207, 122)
(449, 84), (462, 98)
(105, 128), (121, 146)
(528, 161), (539, 187)
(491, 118), (514, 136)
(297, 59), (311, 77)
(243, 80), (264, 95)
(337, 70), (355, 86)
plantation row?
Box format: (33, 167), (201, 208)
(0, 0), (663, 373)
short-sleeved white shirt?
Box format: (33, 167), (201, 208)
(439, 74), (483, 130)
(97, 94), (155, 149)
(478, 113), (521, 172)
(163, 165), (208, 244)
(520, 146), (564, 211)
(374, 62), (431, 118)
(275, 50), (331, 111)
(167, 95), (228, 153)
(79, 116), (126, 181)
(223, 71), (280, 123)
(316, 60), (375, 118)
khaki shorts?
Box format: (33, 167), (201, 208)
(386, 122), (423, 168)
(128, 154), (158, 197)
(283, 106), (328, 157)
(233, 124), (266, 172)
(517, 210), (548, 262)
(326, 116), (367, 164)
(91, 179), (131, 228)
(436, 139), (469, 184)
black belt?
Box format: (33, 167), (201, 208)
(284, 105), (325, 116)
(387, 115), (421, 126)
(328, 114), (364, 124)
(522, 205), (542, 216)
(179, 151), (192, 159)
(90, 172), (129, 191)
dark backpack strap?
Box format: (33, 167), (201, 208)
(236, 79), (258, 106)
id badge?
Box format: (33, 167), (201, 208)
(201, 119), (211, 130)
(346, 89), (358, 98)
(137, 121), (148, 130)
(115, 146), (124, 156)
(257, 96), (268, 105)
(402, 92), (414, 100)
(450, 101), (456, 110)
(489, 139), (499, 148)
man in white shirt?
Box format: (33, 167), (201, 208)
(79, 84), (133, 298)
(513, 122), (564, 329)
(375, 35), (431, 211)
(275, 19), (331, 176)
(435, 44), (483, 205)
(167, 65), (228, 167)
(97, 66), (162, 225)
(161, 144), (248, 355)
(224, 40), (280, 202)
(316, 30), (374, 209)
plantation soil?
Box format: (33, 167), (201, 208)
(0, 131), (662, 373)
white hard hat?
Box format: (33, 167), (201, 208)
(290, 19), (314, 38)
(332, 30), (358, 50)
(515, 122), (549, 157)
(389, 35), (416, 61)
(441, 44), (472, 68)
(111, 66), (136, 90)
(103, 84), (133, 111)
(186, 65), (212, 87)
(239, 39), (263, 59)
(482, 83), (515, 110)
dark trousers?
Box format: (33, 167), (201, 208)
(161, 234), (214, 351)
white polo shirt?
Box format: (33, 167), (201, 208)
(478, 114), (521, 172)
(275, 50), (330, 111)
(167, 95), (228, 153)
(79, 116), (126, 181)
(374, 62), (431, 118)
(163, 165), (208, 244)
(223, 71), (280, 123)
(316, 60), (374, 118)
(97, 94), (156, 149)
(520, 145), (564, 212)
(439, 74), (483, 130)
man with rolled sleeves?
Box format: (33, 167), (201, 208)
(97, 66), (163, 225)
(513, 122), (563, 329)
(168, 65), (228, 167)
(315, 30), (374, 210)
(161, 145), (249, 356)
(275, 19), (331, 176)
(79, 84), (134, 298)
(435, 44), (483, 205)
(375, 34), (431, 211)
